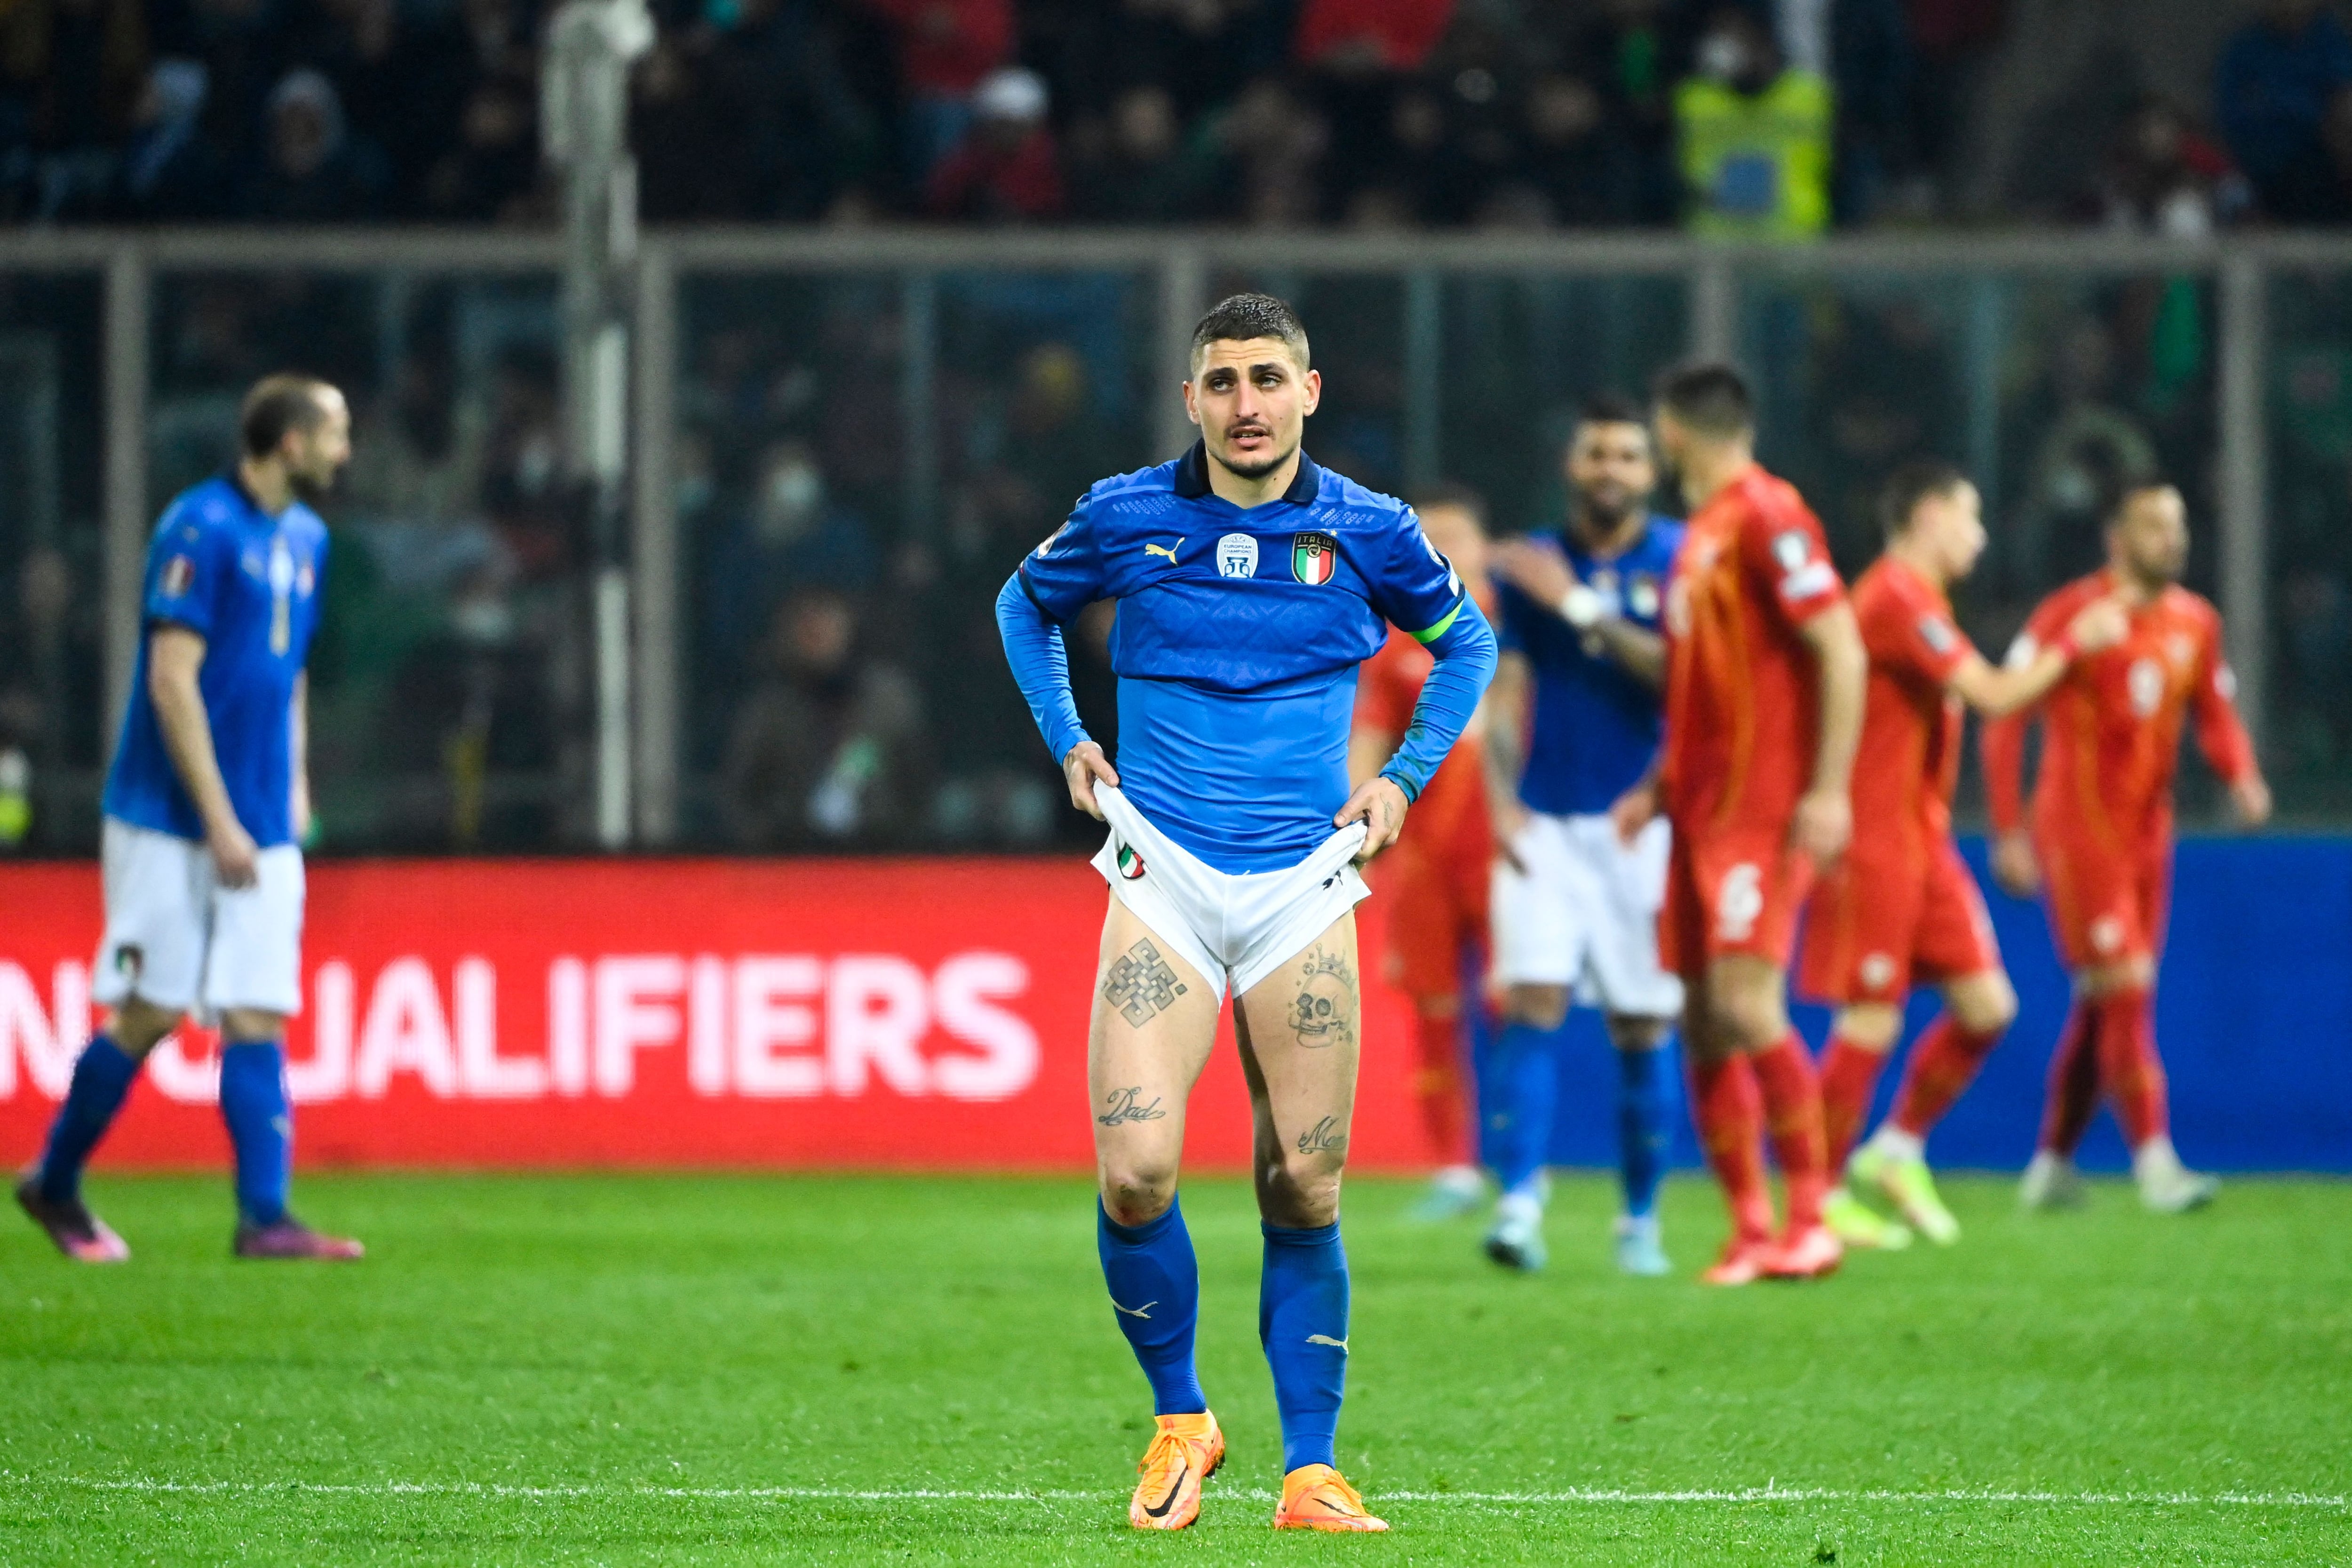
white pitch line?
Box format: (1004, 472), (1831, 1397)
(2, 1476), (2342, 1509)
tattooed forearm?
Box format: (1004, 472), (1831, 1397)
(1295, 1115), (1347, 1155)
(1098, 1086), (1168, 1126)
(1103, 937), (1187, 1027)
(1288, 946), (1358, 1049)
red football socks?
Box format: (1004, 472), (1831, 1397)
(1751, 1034), (1830, 1230)
(2092, 987), (2169, 1148)
(1688, 1052), (1774, 1242)
(1817, 1035), (1888, 1173)
(1890, 1014), (2005, 1140)
(2038, 1000), (2103, 1155)
(1412, 1009), (1470, 1164)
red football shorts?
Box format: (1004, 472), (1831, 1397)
(1797, 836), (2001, 1004)
(1376, 832), (1490, 1003)
(2037, 829), (2171, 971)
(1661, 822), (1814, 979)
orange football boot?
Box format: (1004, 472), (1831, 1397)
(1272, 1464), (1388, 1532)
(1699, 1232), (1777, 1286)
(1128, 1411), (1224, 1530)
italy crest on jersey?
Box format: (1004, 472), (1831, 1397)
(1116, 843), (1146, 879)
(1291, 531), (1338, 585)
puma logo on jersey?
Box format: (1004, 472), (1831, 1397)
(1144, 541), (1180, 564)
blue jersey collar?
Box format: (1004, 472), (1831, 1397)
(1174, 441), (1322, 507)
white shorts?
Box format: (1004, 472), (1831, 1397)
(1091, 784), (1371, 1001)
(92, 818), (306, 1022)
(1491, 811), (1682, 1019)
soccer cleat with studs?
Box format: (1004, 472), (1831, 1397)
(1272, 1464), (1387, 1532)
(15, 1172), (130, 1263)
(1128, 1411), (1223, 1530)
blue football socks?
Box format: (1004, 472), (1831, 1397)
(1489, 1020), (1558, 1200)
(1097, 1198), (1206, 1416)
(219, 1042), (293, 1226)
(1616, 1040), (1677, 1220)
(1260, 1220), (1350, 1473)
(36, 1035), (140, 1203)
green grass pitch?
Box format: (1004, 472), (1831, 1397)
(2, 1171), (2346, 1564)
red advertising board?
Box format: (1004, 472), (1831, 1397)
(0, 859), (1434, 1173)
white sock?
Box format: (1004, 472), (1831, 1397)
(1431, 1164), (1483, 1195)
(1869, 1125), (1926, 1163)
(2133, 1136), (2182, 1183)
(1496, 1189), (1543, 1227)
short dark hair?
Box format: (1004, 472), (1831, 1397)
(2105, 477), (2176, 525)
(1190, 293), (1310, 374)
(239, 374), (336, 458)
(1880, 459), (1970, 539)
(1651, 360), (1753, 438)
(1574, 392), (1648, 431)
(1409, 483), (1488, 532)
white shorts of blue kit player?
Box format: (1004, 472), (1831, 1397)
(91, 819), (306, 1023)
(1491, 812), (1682, 1018)
(1091, 784), (1370, 1001)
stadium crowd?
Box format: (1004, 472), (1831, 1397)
(9, 0), (2352, 232)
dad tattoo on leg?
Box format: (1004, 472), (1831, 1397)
(1098, 1086), (1168, 1126)
(1103, 938), (1189, 1028)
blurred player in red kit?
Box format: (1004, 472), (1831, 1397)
(1984, 482), (2271, 1214)
(1349, 487), (1496, 1218)
(1797, 462), (2127, 1250)
(1614, 364), (1867, 1285)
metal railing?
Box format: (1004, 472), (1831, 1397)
(0, 226), (2335, 847)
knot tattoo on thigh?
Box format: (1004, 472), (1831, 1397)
(1289, 948), (1356, 1049)
(1104, 938), (1187, 1027)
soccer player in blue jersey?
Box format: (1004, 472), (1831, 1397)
(1478, 397), (1685, 1276)
(997, 295), (1495, 1533)
(16, 374), (361, 1263)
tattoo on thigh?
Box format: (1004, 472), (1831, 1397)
(1103, 938), (1187, 1028)
(1295, 1115), (1347, 1155)
(1098, 1086), (1168, 1126)
(1288, 947), (1357, 1049)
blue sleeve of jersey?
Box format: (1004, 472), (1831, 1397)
(143, 511), (225, 639)
(1361, 505), (1469, 641)
(996, 572), (1092, 765)
(1377, 596), (1497, 803)
(1014, 499), (1104, 623)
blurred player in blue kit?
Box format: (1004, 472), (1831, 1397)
(1478, 398), (1685, 1276)
(16, 374), (362, 1264)
(997, 295), (1495, 1532)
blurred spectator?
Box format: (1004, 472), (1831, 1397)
(1293, 0), (1453, 75)
(631, 37), (737, 220)
(1674, 6), (1833, 239)
(2217, 0), (2352, 217)
(421, 75), (540, 222)
(926, 66), (1064, 221)
(1496, 73), (1614, 228)
(721, 588), (930, 849)
(1821, 0), (1911, 223)
(2086, 96), (2249, 235)
(867, 0), (1014, 181)
(2270, 82), (2352, 222)
(688, 0), (880, 221)
(703, 438), (877, 695)
(2023, 315), (2162, 579)
(115, 57), (222, 219)
(479, 350), (568, 576)
(0, 0), (150, 218)
(1212, 73), (1327, 225)
(1568, 0), (1689, 226)
(1068, 83), (1208, 222)
(238, 68), (387, 220)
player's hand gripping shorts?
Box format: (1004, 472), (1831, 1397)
(92, 817), (306, 1020)
(2036, 827), (2172, 971)
(1797, 836), (2001, 1004)
(1491, 812), (1683, 1017)
(1661, 822), (1813, 979)
(1091, 784), (1371, 1001)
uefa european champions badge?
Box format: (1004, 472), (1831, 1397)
(1217, 533), (1259, 578)
(1292, 531), (1339, 585)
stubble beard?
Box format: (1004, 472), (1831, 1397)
(1212, 430), (1296, 482)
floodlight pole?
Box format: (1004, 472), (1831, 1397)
(544, 0), (652, 851)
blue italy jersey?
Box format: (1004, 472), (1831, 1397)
(1498, 513), (1683, 816)
(1017, 444), (1487, 873)
(102, 474), (329, 847)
